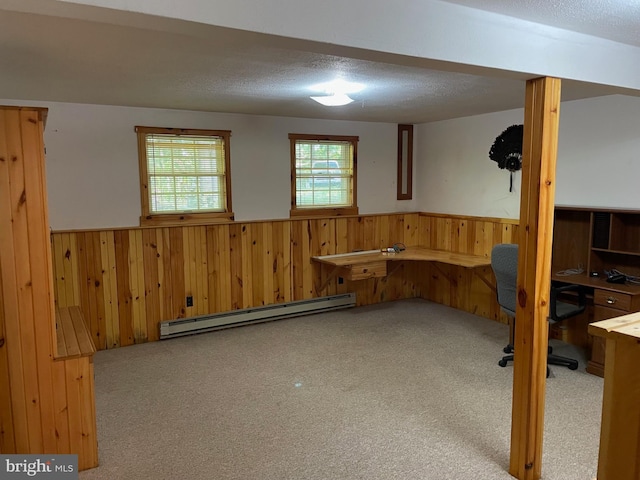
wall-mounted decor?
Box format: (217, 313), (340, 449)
(489, 124), (523, 192)
(397, 124), (413, 200)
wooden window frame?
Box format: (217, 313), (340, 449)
(289, 133), (359, 217)
(397, 124), (413, 200)
(136, 126), (234, 226)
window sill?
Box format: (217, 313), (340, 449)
(290, 207), (359, 218)
(140, 212), (235, 227)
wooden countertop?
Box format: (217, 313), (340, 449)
(552, 273), (640, 295)
(589, 311), (640, 342)
(312, 246), (491, 269)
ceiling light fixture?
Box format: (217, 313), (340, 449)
(310, 93), (355, 106)
(309, 79), (365, 107)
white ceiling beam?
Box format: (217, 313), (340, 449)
(6, 0), (639, 91)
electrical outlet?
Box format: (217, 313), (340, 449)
(186, 296), (193, 307)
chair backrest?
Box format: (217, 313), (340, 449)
(491, 244), (519, 317)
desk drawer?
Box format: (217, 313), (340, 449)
(344, 261), (387, 281)
(594, 290), (632, 311)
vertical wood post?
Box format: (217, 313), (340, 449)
(509, 77), (562, 480)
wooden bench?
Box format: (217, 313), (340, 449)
(52, 306), (99, 469)
(55, 306), (96, 360)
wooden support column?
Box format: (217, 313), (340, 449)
(509, 77), (562, 480)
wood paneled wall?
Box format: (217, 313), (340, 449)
(0, 107), (97, 469)
(50, 213), (519, 351)
(417, 213), (519, 322)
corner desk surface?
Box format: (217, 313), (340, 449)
(312, 246), (491, 268)
(311, 246), (491, 293)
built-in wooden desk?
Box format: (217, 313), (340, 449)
(551, 273), (640, 297)
(552, 273), (640, 376)
(553, 206), (640, 376)
(589, 312), (640, 480)
(312, 246), (492, 293)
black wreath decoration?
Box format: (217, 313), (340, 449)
(489, 124), (523, 192)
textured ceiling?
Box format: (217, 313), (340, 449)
(0, 1), (638, 123)
(444, 0), (640, 47)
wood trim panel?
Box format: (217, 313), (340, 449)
(289, 207), (359, 217)
(418, 211), (520, 225)
(53, 210), (519, 234)
(397, 124), (413, 200)
(140, 211), (235, 227)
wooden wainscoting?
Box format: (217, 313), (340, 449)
(51, 212), (519, 351)
(417, 213), (520, 324)
(51, 213), (426, 350)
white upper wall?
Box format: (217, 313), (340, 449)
(0, 100), (415, 230)
(555, 95), (640, 209)
(6, 93), (640, 230)
(416, 94), (640, 218)
(47, 0), (640, 91)
(416, 108), (524, 219)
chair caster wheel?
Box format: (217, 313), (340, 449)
(503, 346), (513, 354)
(498, 359), (508, 367)
(568, 363), (579, 370)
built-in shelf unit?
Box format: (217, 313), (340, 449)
(552, 206), (640, 377)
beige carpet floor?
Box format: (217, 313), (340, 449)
(79, 298), (603, 480)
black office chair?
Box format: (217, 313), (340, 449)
(491, 244), (584, 375)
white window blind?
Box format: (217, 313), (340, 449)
(294, 140), (353, 208)
(145, 134), (226, 214)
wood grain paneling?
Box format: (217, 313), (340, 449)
(51, 212), (517, 351)
(0, 106), (97, 469)
(418, 213), (519, 322)
(509, 76), (561, 480)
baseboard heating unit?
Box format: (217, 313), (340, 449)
(159, 293), (356, 340)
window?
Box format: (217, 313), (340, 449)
(136, 126), (233, 225)
(289, 133), (358, 216)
